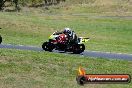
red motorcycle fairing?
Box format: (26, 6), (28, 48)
(57, 34), (67, 44)
(50, 34), (67, 44)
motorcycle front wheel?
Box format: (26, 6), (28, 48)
(42, 42), (54, 52)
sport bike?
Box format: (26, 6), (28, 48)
(42, 32), (89, 54)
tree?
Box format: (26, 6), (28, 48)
(0, 0), (20, 11)
(0, 0), (5, 10)
(44, 0), (66, 5)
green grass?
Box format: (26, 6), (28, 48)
(0, 11), (132, 53)
(0, 49), (132, 88)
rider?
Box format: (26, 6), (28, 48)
(54, 28), (78, 44)
(63, 28), (77, 44)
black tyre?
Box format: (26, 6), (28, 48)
(73, 44), (85, 54)
(0, 35), (2, 44)
(79, 44), (85, 52)
(42, 42), (54, 52)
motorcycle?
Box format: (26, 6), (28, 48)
(0, 35), (2, 44)
(42, 32), (90, 54)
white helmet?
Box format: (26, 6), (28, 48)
(64, 28), (71, 34)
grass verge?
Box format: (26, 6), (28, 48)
(0, 49), (132, 88)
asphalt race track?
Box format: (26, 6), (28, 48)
(0, 44), (132, 61)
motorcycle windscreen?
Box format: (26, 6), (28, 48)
(49, 35), (59, 40)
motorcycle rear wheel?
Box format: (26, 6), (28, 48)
(73, 44), (85, 54)
(0, 35), (2, 44)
